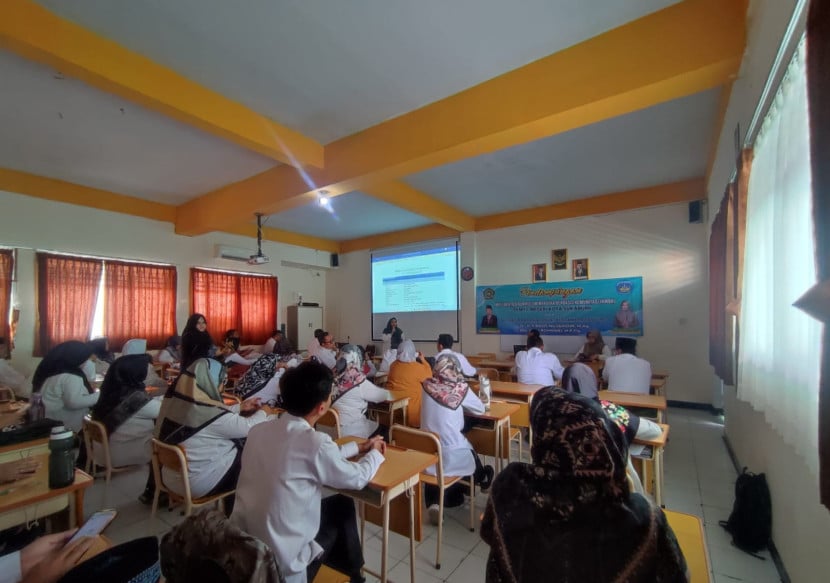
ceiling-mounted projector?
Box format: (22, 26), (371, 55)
(247, 254), (270, 265)
(247, 212), (270, 265)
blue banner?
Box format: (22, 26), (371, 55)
(476, 277), (643, 336)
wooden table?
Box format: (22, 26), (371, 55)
(0, 402), (28, 430)
(475, 359), (515, 372)
(599, 390), (667, 423)
(367, 396), (409, 427)
(650, 376), (667, 396)
(465, 401), (519, 472)
(664, 509), (712, 583)
(631, 423), (670, 507)
(0, 453), (93, 530)
(336, 437), (437, 583)
(484, 380), (544, 404)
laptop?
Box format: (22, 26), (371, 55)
(513, 344), (526, 355)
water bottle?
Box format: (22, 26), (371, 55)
(48, 426), (75, 489)
(479, 376), (491, 410)
(27, 392), (46, 423)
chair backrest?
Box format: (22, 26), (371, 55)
(478, 367), (499, 381)
(498, 371), (513, 382)
(389, 425), (444, 479)
(316, 408), (341, 439)
(83, 416), (112, 468)
(152, 438), (191, 501)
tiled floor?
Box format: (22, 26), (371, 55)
(91, 407), (783, 582)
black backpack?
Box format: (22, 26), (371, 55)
(719, 468), (772, 558)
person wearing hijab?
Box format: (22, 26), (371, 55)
(181, 313), (217, 370)
(614, 300), (640, 329)
(33, 340), (99, 433)
(385, 340), (432, 427)
(233, 353), (287, 406)
(90, 354), (161, 503)
(88, 337), (115, 375)
(420, 354), (494, 523)
(120, 338), (167, 390)
(381, 318), (404, 352)
(157, 335), (182, 365)
(481, 388), (688, 582)
(574, 329), (611, 362)
(155, 357), (268, 512)
(331, 344), (392, 439)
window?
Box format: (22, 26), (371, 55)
(737, 38), (821, 476)
(36, 253), (177, 354)
(190, 268), (277, 346)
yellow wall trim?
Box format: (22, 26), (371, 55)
(0, 0), (323, 169)
(475, 178), (705, 231)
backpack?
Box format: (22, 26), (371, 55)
(719, 468), (772, 558)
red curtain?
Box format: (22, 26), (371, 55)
(191, 268), (277, 345)
(239, 274), (278, 345)
(0, 250), (12, 358)
(806, 0), (830, 509)
(36, 253), (103, 355)
(709, 188), (732, 384)
(191, 268), (241, 345)
(104, 261), (177, 350)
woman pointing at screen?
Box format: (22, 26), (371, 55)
(382, 317), (404, 352)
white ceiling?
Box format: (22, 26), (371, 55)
(35, 0), (679, 143)
(263, 191), (432, 241)
(404, 88), (722, 216)
(0, 50), (275, 205)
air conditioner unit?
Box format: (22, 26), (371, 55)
(215, 245), (252, 262)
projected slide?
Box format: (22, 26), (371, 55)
(372, 246), (458, 313)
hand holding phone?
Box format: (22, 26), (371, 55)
(66, 509), (117, 545)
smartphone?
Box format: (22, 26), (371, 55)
(67, 509), (117, 544)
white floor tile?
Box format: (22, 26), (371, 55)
(386, 560), (443, 583)
(446, 553), (487, 582)
(709, 544), (780, 583)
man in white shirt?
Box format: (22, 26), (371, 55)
(436, 333), (477, 377)
(232, 361), (385, 583)
(602, 337), (652, 394)
(316, 333), (338, 369)
(515, 335), (564, 385)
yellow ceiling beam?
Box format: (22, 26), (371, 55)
(0, 168), (340, 251)
(0, 167), (177, 222)
(0, 0), (323, 169)
(340, 224), (459, 254)
(361, 181), (474, 232)
(176, 0), (746, 236)
(475, 178), (705, 231)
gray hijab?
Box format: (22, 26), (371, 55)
(561, 363), (599, 400)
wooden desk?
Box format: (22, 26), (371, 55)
(0, 453), (93, 530)
(664, 510), (712, 583)
(336, 437), (437, 583)
(367, 396), (409, 427)
(650, 377), (667, 396)
(475, 359), (515, 372)
(599, 390), (667, 423)
(0, 402), (28, 430)
(465, 401), (519, 472)
(631, 423), (670, 507)
(485, 380), (544, 404)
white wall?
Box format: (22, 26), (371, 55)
(328, 202), (712, 404)
(705, 0), (830, 581)
(0, 190), (328, 375)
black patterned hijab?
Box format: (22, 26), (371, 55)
(235, 353), (280, 400)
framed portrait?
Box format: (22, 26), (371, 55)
(532, 263), (547, 282)
(552, 248), (567, 270)
(572, 258), (589, 280)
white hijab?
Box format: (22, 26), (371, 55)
(396, 340), (417, 363)
(122, 338), (148, 355)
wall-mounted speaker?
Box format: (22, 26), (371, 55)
(330, 253), (340, 268)
(688, 200), (706, 224)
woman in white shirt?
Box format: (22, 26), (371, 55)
(420, 354), (494, 522)
(574, 329), (612, 362)
(90, 354), (162, 503)
(156, 335), (181, 365)
(233, 353), (286, 406)
(154, 357), (268, 513)
(121, 338), (167, 390)
(32, 341), (100, 433)
(331, 344), (392, 439)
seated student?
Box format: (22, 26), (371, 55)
(33, 341), (99, 433)
(481, 388), (688, 582)
(154, 357), (267, 512)
(88, 337), (115, 375)
(515, 334), (564, 385)
(221, 329), (259, 367)
(602, 337), (652, 394)
(421, 354), (494, 524)
(574, 329), (612, 362)
(331, 344), (392, 438)
(0, 358), (31, 399)
(121, 338), (167, 390)
(435, 333), (477, 377)
(307, 328), (325, 356)
(157, 335), (182, 365)
(314, 332), (338, 370)
(378, 347), (396, 373)
(385, 340), (432, 427)
(264, 329), (293, 356)
(233, 353), (286, 406)
(231, 361), (385, 583)
(90, 354), (162, 503)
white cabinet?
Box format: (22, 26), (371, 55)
(287, 305), (323, 351)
